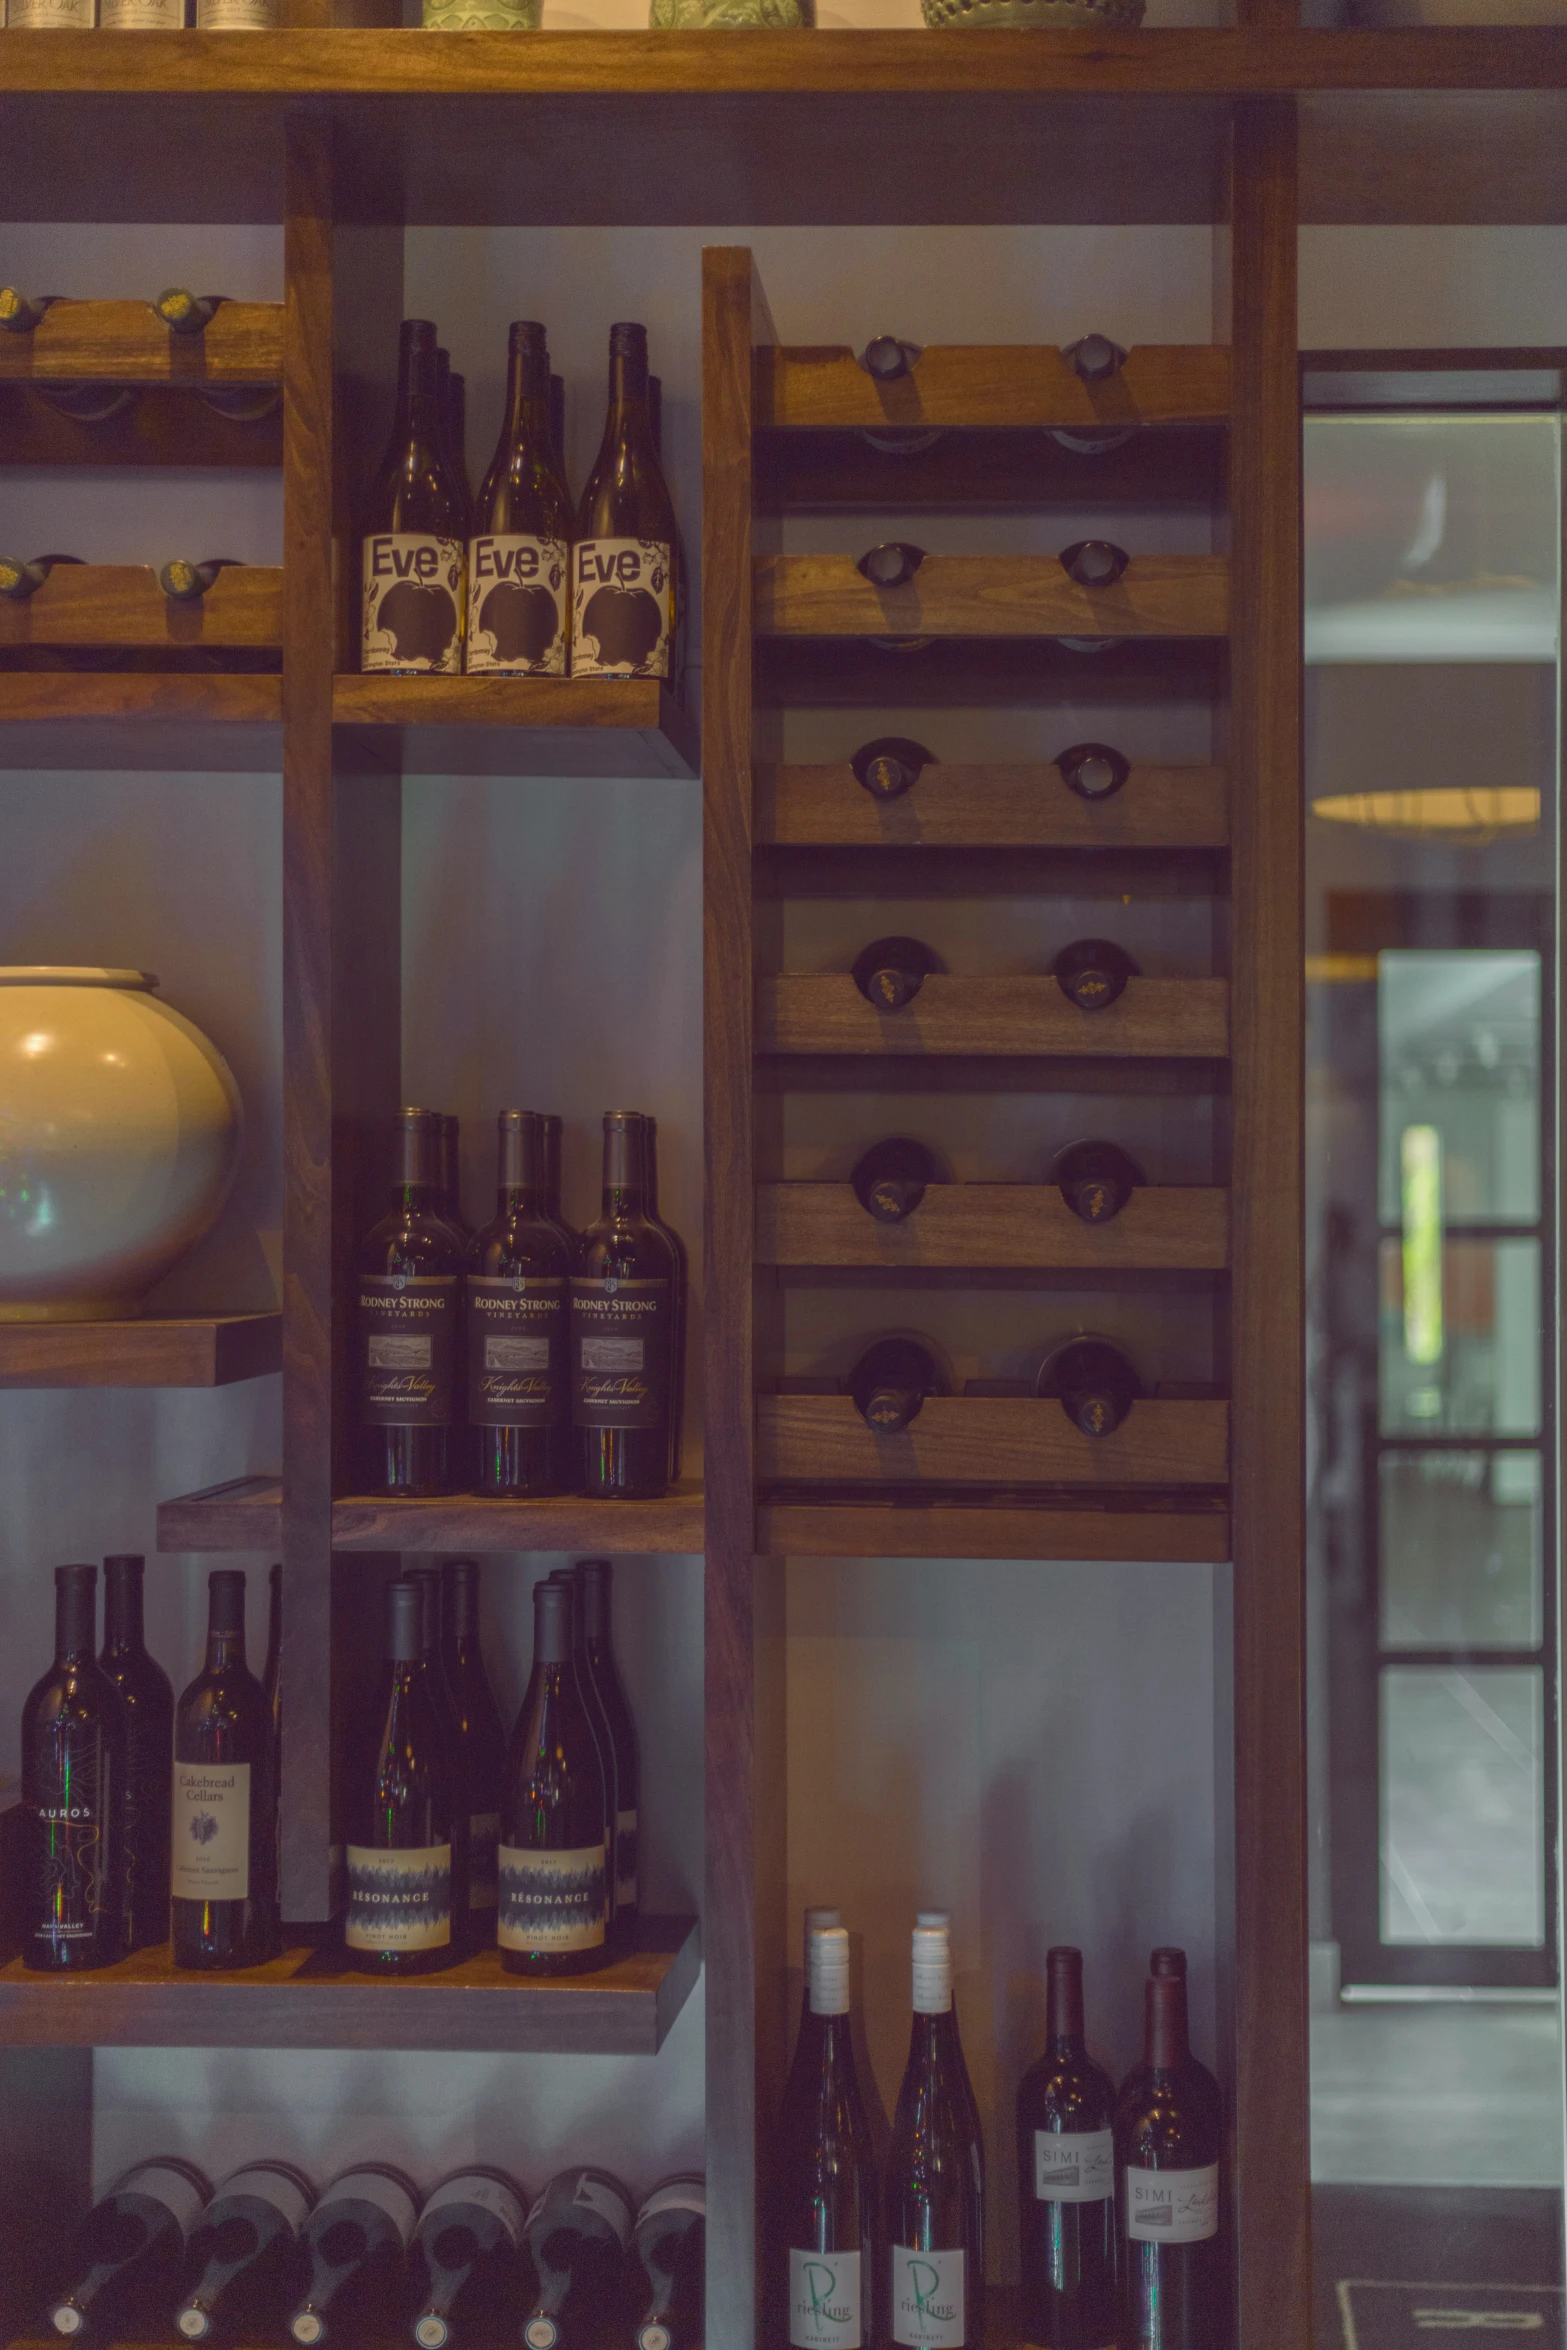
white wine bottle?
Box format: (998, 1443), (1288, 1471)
(468, 321), (572, 678)
(361, 321), (466, 678)
(173, 2162), (315, 2342)
(777, 1924), (877, 2349)
(885, 1921), (985, 2348)
(573, 322), (677, 682)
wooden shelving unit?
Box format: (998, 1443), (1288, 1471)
(155, 1476), (705, 1555)
(0, 1315), (280, 1389)
(332, 671), (698, 776)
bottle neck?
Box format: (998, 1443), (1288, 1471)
(601, 1122), (648, 1217)
(1046, 1956), (1085, 2051)
(207, 1624), (246, 1674)
(54, 1579), (95, 1665)
(504, 346), (553, 452)
(102, 1583), (144, 1654)
(1146, 1976), (1192, 2071)
(498, 1182), (549, 1219)
(605, 352), (657, 454)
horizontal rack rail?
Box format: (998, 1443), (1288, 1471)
(754, 760), (1229, 849)
(757, 1494), (1230, 1562)
(755, 974), (1229, 1058)
(0, 298), (282, 382)
(753, 342), (1230, 430)
(753, 552), (1229, 640)
(756, 1183), (1228, 1270)
(757, 1394), (1229, 1485)
(155, 1477), (706, 1556)
(0, 564), (281, 649)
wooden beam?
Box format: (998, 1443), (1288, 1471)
(754, 341), (1230, 430)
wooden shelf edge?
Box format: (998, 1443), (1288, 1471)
(757, 1499), (1230, 1562)
(157, 1473), (282, 1552)
(331, 1482), (706, 1555)
(331, 673), (698, 777)
(755, 1182), (1230, 1272)
(0, 1312), (281, 1388)
(0, 672), (282, 723)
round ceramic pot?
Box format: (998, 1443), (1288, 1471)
(921, 0), (1143, 24)
(0, 968), (243, 1321)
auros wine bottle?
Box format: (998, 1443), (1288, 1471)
(470, 1109), (572, 1498)
(345, 1578), (457, 1976)
(573, 322), (678, 681)
(849, 1334), (948, 1435)
(885, 1921), (985, 2348)
(173, 2161), (315, 2343)
(778, 1923), (877, 2350)
(632, 2176), (705, 2350)
(408, 2167), (527, 2350)
(572, 1110), (675, 1499)
(578, 1557), (640, 1946)
(22, 1562), (127, 1973)
(1115, 1964), (1223, 2350)
(441, 1558), (507, 1931)
(172, 1569), (280, 1972)
(520, 2169), (635, 2350)
(48, 2159), (211, 2339)
(468, 320), (573, 678)
(288, 2166), (421, 2347)
(359, 1108), (468, 1497)
(361, 318), (466, 676)
(1015, 1946), (1117, 2350)
(498, 1577), (609, 1976)
(100, 1551), (174, 1955)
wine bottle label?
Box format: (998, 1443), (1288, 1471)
(331, 2171), (419, 2245)
(197, 0), (278, 19)
(362, 534), (465, 676)
(616, 1807), (638, 1906)
(468, 1276), (565, 1427)
(1124, 2163), (1219, 2244)
(171, 1762), (251, 1903)
(572, 539), (673, 680)
(571, 2172), (633, 2243)
(101, 0), (184, 24)
(5, 0), (94, 22)
(345, 1843), (453, 1952)
(1035, 2127), (1114, 2204)
(27, 1737), (114, 1941)
(469, 1809), (500, 1910)
(222, 2168), (312, 2232)
(891, 2245), (965, 2347)
(467, 535), (569, 676)
(790, 2247), (862, 2348)
(119, 2164), (208, 2239)
(419, 2172), (524, 2245)
(570, 1278), (670, 1429)
(637, 2180), (705, 2225)
(360, 1275), (459, 1426)
(497, 1841), (608, 1952)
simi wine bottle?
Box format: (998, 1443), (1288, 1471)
(48, 2160), (211, 2340)
(172, 1569), (279, 1972)
(288, 2166), (421, 2347)
(359, 1108), (467, 1498)
(409, 2168), (527, 2350)
(1016, 1946), (1117, 2350)
(1115, 1964), (1223, 2350)
(778, 1923), (877, 2350)
(101, 1551), (174, 1954)
(632, 2177), (705, 2350)
(173, 2161), (315, 2343)
(578, 1557), (640, 1946)
(520, 2170), (635, 2350)
(441, 1558), (507, 1929)
(470, 1109), (572, 1498)
(22, 1562), (126, 1973)
(574, 322), (677, 681)
(498, 1577), (608, 1977)
(345, 1578), (456, 1976)
(572, 1109), (675, 1500)
(886, 1921), (985, 2350)
(361, 318), (466, 677)
(468, 321), (573, 678)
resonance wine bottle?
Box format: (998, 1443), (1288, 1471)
(1115, 1967), (1223, 2350)
(778, 1923), (877, 2350)
(1016, 1946), (1117, 2350)
(172, 1569), (279, 1971)
(470, 1109), (573, 1498)
(441, 1559), (507, 1929)
(1053, 1140), (1144, 1227)
(520, 2170), (635, 2350)
(345, 1578), (457, 1976)
(1036, 1336), (1141, 1440)
(359, 1108), (468, 1497)
(1052, 938), (1137, 1013)
(22, 1562), (126, 1973)
(885, 1921), (985, 2350)
(849, 1334), (948, 1435)
(573, 322), (678, 681)
(578, 1557), (640, 1946)
(632, 2177), (705, 2350)
(408, 2168), (527, 2350)
(851, 935), (941, 1012)
(571, 1109), (675, 1500)
(48, 2160), (211, 2340)
(408, 1566), (471, 1945)
(288, 2167), (421, 2348)
(498, 1577), (608, 1977)
(468, 320), (573, 679)
(173, 2162), (315, 2343)
(639, 1115), (688, 1483)
(101, 1551), (174, 1955)
(547, 1566), (618, 1939)
(851, 1138), (943, 1224)
(361, 318), (466, 677)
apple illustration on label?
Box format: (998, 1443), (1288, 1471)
(580, 583), (664, 671)
(480, 580), (559, 666)
(377, 580), (458, 666)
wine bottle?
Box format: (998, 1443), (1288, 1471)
(358, 1107), (467, 1497)
(571, 1109), (675, 1500)
(172, 1569), (278, 1971)
(22, 1562), (126, 1973)
(409, 2169), (527, 2350)
(262, 1559), (283, 1903)
(153, 289), (221, 335)
(885, 1921), (985, 2349)
(632, 2178), (705, 2350)
(778, 1923), (877, 2350)
(573, 321), (677, 681)
(1052, 938), (1137, 1013)
(48, 2160), (211, 2339)
(440, 1558), (507, 1927)
(857, 540), (925, 590)
(1059, 539), (1129, 590)
(361, 319), (466, 677)
(346, 1578), (457, 1975)
(438, 1112), (471, 1242)
(914, 1911), (983, 2152)
(468, 320), (573, 680)
(470, 1109), (572, 1499)
(1016, 1946), (1117, 2350)
(549, 373), (567, 481)
(1152, 1946), (1187, 1978)
(520, 2170), (635, 2350)
(408, 1565), (471, 1946)
(173, 2162), (315, 2343)
(849, 1334), (947, 1435)
(1036, 1336), (1141, 1439)
(639, 1114), (688, 1483)
(0, 551), (83, 597)
(852, 935), (941, 1012)
(540, 1111), (571, 1241)
(577, 1557), (639, 1944)
(1055, 742), (1129, 803)
(4, 0), (93, 25)
(288, 2166), (421, 2347)
(1053, 1140), (1144, 1227)
(852, 1137), (943, 1225)
(1063, 334), (1126, 383)
(0, 288), (54, 332)
(850, 737), (931, 801)
(1116, 1968), (1223, 2350)
(499, 1577), (609, 1977)
(159, 558), (239, 602)
(196, 0), (279, 26)
(546, 1566), (618, 1939)
(100, 1551), (173, 1954)
(434, 347), (473, 536)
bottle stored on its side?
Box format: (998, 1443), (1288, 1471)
(851, 1137), (943, 1225)
(408, 2168), (528, 2350)
(632, 2177), (705, 2350)
(1016, 1946), (1117, 2350)
(1115, 1965), (1223, 2350)
(1054, 1140), (1144, 1227)
(778, 1923), (877, 2350)
(361, 319), (466, 677)
(345, 1579), (457, 1977)
(498, 1577), (609, 1977)
(577, 1557), (640, 1947)
(100, 1552), (174, 1955)
(520, 2170), (635, 2350)
(22, 1562), (126, 1973)
(849, 1334), (948, 1435)
(547, 1567), (618, 1942)
(1052, 938), (1137, 1014)
(288, 2167), (421, 2347)
(470, 1109), (572, 1499)
(469, 320), (573, 679)
(48, 2160), (211, 2340)
(572, 1110), (676, 1500)
(172, 1569), (279, 1972)
(173, 2162), (315, 2344)
(851, 934), (941, 1013)
(574, 322), (678, 681)
(885, 1921), (985, 2349)
(359, 1108), (467, 1497)
(639, 1114), (688, 1483)
(1035, 1337), (1141, 1440)
(441, 1558), (507, 1929)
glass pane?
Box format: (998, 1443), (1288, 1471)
(1378, 950), (1540, 1226)
(1379, 1235), (1541, 1435)
(1380, 1666), (1545, 1947)
(1379, 1449), (1543, 1650)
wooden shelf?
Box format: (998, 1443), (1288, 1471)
(0, 1314), (280, 1388)
(758, 1493), (1230, 1562)
(0, 1914), (700, 2054)
(754, 341), (1229, 430)
(756, 973), (1228, 1059)
(756, 1182), (1228, 1271)
(0, 564), (281, 650)
(754, 552), (1228, 642)
(0, 670), (281, 769)
(0, 382), (280, 469)
(758, 1393), (1228, 1487)
(332, 671), (697, 778)
(156, 1476), (705, 1555)
(0, 297), (281, 383)
(755, 760), (1228, 850)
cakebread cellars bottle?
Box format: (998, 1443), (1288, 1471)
(1016, 1946), (1117, 2350)
(100, 1551), (174, 1953)
(498, 1577), (609, 1977)
(571, 1110), (675, 1499)
(468, 321), (573, 678)
(172, 1569), (279, 1971)
(21, 1562), (126, 1973)
(361, 319), (466, 676)
(1115, 1962), (1223, 2350)
(469, 1109), (572, 1497)
(359, 1108), (467, 1496)
(778, 1923), (877, 2350)
(573, 322), (677, 681)
(885, 1920), (985, 2348)
(345, 1579), (457, 1976)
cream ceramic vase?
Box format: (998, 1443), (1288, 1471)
(0, 968), (243, 1321)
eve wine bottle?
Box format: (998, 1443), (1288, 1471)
(852, 1137), (943, 1224)
(579, 1557), (640, 1944)
(572, 1109), (676, 1499)
(778, 1923), (877, 2350)
(574, 322), (678, 681)
(22, 1562), (126, 1973)
(1016, 1947), (1117, 2350)
(521, 2170), (636, 2350)
(288, 2167), (421, 2347)
(359, 1108), (467, 1497)
(48, 2161), (211, 2339)
(468, 321), (573, 678)
(1115, 1963), (1223, 2350)
(885, 1921), (985, 2350)
(361, 319), (466, 677)
(345, 1579), (457, 1976)
(434, 349), (473, 535)
(173, 2161), (315, 2344)
(1036, 1336), (1141, 1439)
(441, 1559), (507, 1927)
(498, 1577), (609, 1976)
(470, 1109), (572, 1498)
(408, 2168), (527, 2350)
(632, 2178), (706, 2350)
(173, 1570), (279, 1971)
(100, 1552), (174, 1954)
(849, 1334), (948, 1435)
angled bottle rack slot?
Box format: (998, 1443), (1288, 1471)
(754, 760), (1229, 850)
(756, 1393), (1229, 1487)
(753, 344), (1231, 431)
(754, 552), (1229, 641)
(756, 1183), (1229, 1272)
(756, 1495), (1231, 1565)
(0, 564), (282, 649)
(0, 299), (284, 384)
(756, 974), (1228, 1059)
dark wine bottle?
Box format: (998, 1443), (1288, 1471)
(849, 1334), (948, 1435)
(48, 2159), (210, 2340)
(520, 2170), (635, 2350)
(158, 557), (240, 602)
(361, 318), (466, 677)
(468, 320), (573, 680)
(540, 1112), (574, 1250)
(0, 287), (54, 333)
(469, 1109), (572, 1499)
(434, 348), (473, 537)
(547, 1566), (618, 1940)
(1059, 539), (1129, 590)
(1055, 742), (1129, 803)
(571, 1109), (675, 1500)
(288, 2166), (421, 2347)
(22, 1562), (126, 1973)
(1063, 334), (1126, 383)
(1052, 938), (1137, 1013)
(1116, 1969), (1223, 2350)
(639, 1114), (688, 1484)
(408, 1565), (471, 1947)
(1036, 1336), (1141, 1439)
(358, 1107), (467, 1497)
(408, 2168), (527, 2350)
(1152, 1946), (1187, 1978)
(153, 288), (222, 335)
(173, 2161), (315, 2343)
(440, 1558), (507, 1930)
(578, 1557), (640, 1945)
(573, 321), (677, 681)
(632, 2177), (705, 2350)
(549, 372), (566, 482)
(885, 1919), (985, 2349)
(851, 1137), (943, 1224)
(100, 1551), (174, 1955)
(172, 1569), (279, 1971)
(499, 1577), (609, 1977)
(439, 1112), (472, 1243)
(1053, 1140), (1144, 1227)
(345, 1578), (457, 1976)
(1016, 1946), (1117, 2350)
(850, 736), (932, 801)
(852, 935), (941, 1012)
(262, 1559), (283, 1907)
(778, 1923), (877, 2350)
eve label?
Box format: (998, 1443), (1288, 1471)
(791, 2249), (862, 2348)
(573, 539), (672, 679)
(1035, 2128), (1114, 2204)
(467, 535), (568, 675)
(1124, 2164), (1219, 2244)
(171, 1763), (251, 1902)
(362, 534), (464, 674)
